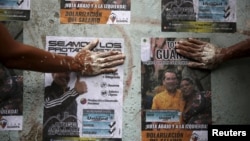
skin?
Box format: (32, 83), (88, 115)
(74, 74), (87, 94)
(180, 79), (211, 124)
(175, 38), (250, 70)
(52, 72), (70, 90)
(0, 23), (125, 75)
(52, 72), (87, 94)
(164, 71), (178, 93)
(180, 79), (196, 113)
(0, 67), (4, 84)
(180, 79), (194, 98)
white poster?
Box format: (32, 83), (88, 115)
(43, 36), (124, 141)
(0, 0), (30, 21)
(60, 0), (131, 24)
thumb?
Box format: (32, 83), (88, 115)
(75, 74), (81, 84)
(82, 38), (99, 51)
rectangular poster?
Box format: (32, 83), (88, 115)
(60, 0), (131, 24)
(0, 0), (30, 21)
(141, 37), (212, 141)
(0, 22), (23, 131)
(162, 0), (237, 33)
(0, 65), (23, 131)
(43, 36), (124, 141)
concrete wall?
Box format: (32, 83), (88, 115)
(1, 0), (250, 140)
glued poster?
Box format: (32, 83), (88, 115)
(43, 36), (124, 141)
(141, 37), (212, 141)
(60, 0), (131, 24)
(0, 0), (30, 21)
(162, 0), (237, 33)
(0, 66), (23, 131)
(0, 22), (23, 131)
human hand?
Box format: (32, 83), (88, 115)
(176, 38), (223, 70)
(74, 75), (87, 94)
(74, 39), (125, 75)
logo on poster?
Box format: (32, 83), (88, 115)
(0, 118), (7, 128)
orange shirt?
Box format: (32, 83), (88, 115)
(151, 89), (185, 124)
(152, 89), (185, 112)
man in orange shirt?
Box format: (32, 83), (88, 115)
(152, 70), (184, 110)
(151, 70), (185, 124)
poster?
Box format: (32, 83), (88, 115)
(0, 22), (23, 131)
(141, 37), (212, 141)
(0, 65), (23, 131)
(162, 0), (237, 33)
(43, 36), (124, 141)
(0, 0), (30, 21)
(60, 0), (131, 24)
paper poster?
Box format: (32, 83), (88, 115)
(162, 0), (237, 32)
(0, 65), (23, 131)
(60, 0), (131, 24)
(43, 36), (124, 141)
(0, 0), (30, 21)
(141, 37), (212, 141)
(0, 22), (24, 131)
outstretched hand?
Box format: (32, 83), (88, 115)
(74, 39), (125, 75)
(175, 38), (223, 70)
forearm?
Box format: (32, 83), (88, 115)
(2, 42), (81, 72)
(1, 22), (125, 75)
(221, 38), (250, 62)
(0, 23), (81, 72)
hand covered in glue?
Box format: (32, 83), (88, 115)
(74, 39), (125, 75)
(74, 75), (87, 94)
(175, 38), (223, 70)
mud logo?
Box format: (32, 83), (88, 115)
(109, 13), (117, 23)
(0, 117), (7, 129)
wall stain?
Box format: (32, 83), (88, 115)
(113, 25), (134, 99)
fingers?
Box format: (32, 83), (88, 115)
(75, 39), (126, 76)
(97, 59), (125, 74)
(176, 47), (203, 62)
(97, 51), (124, 58)
(82, 39), (99, 50)
(97, 53), (125, 63)
(100, 59), (125, 68)
(188, 62), (209, 69)
(99, 68), (118, 74)
(176, 38), (210, 63)
(188, 61), (217, 70)
(187, 38), (206, 45)
(176, 41), (201, 54)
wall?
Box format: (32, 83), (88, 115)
(1, 0), (250, 140)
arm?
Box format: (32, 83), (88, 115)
(175, 38), (250, 70)
(0, 23), (125, 75)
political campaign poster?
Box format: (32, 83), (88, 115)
(43, 36), (124, 141)
(0, 0), (30, 21)
(60, 0), (131, 24)
(0, 22), (23, 131)
(0, 66), (23, 131)
(141, 37), (212, 141)
(162, 0), (237, 33)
